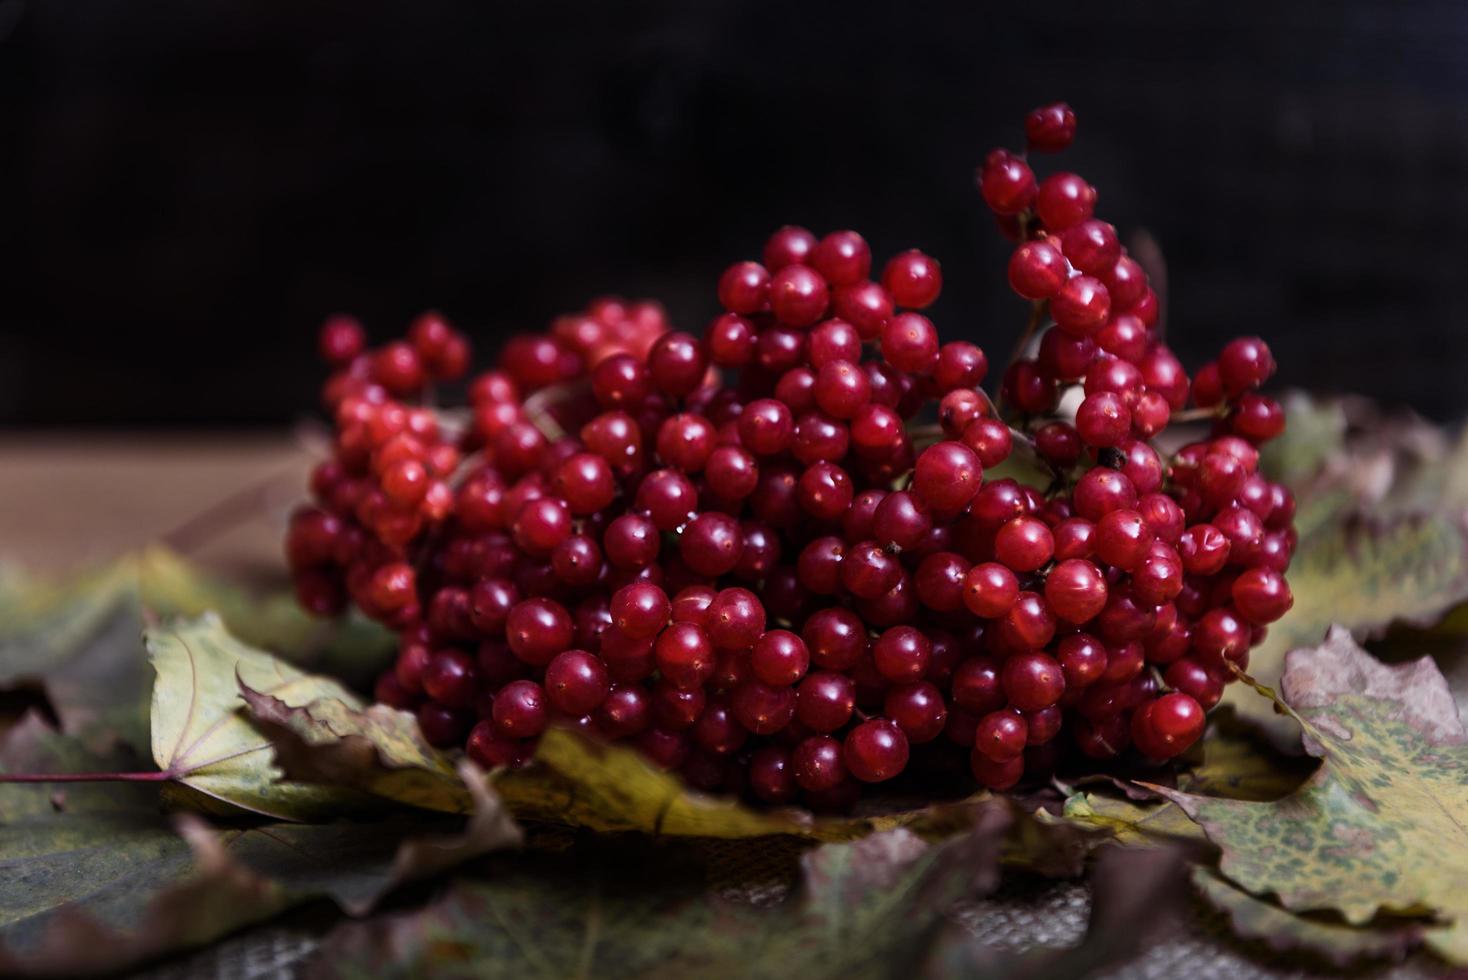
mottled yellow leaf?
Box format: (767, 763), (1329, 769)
(1156, 627), (1468, 963)
(146, 614), (367, 820)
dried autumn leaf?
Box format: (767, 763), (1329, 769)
(1260, 391), (1449, 533)
(1236, 393), (1468, 741)
(1257, 390), (1347, 501)
(1222, 513), (1468, 741)
(237, 669), (999, 841)
(0, 562), (153, 746)
(1192, 867), (1423, 966)
(146, 613), (369, 819)
(1057, 790), (1202, 847)
(239, 681), (473, 814)
(308, 802), (1071, 980)
(0, 714), (521, 977)
(1056, 722), (1313, 847)
(496, 725), (992, 842)
(0, 549), (393, 748)
(1151, 626), (1468, 964)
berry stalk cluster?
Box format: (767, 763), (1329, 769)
(288, 101), (1294, 804)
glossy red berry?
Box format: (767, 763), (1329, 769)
(763, 225), (818, 270)
(975, 708), (1028, 762)
(718, 261), (770, 314)
(881, 313), (941, 374)
(493, 679), (548, 739)
(751, 629), (810, 687)
(881, 250), (943, 309)
(979, 152), (1037, 215)
(813, 230), (872, 286)
(1051, 276), (1112, 337)
(995, 516), (1055, 572)
(770, 264), (830, 327)
(1025, 101), (1076, 152)
(1035, 172), (1096, 230)
(842, 718), (909, 782)
(544, 650), (611, 715)
(1044, 558), (1108, 623)
(1007, 240), (1068, 300)
(792, 735), (847, 791)
(1002, 651), (1066, 712)
(1231, 567), (1294, 624)
(913, 441), (982, 513)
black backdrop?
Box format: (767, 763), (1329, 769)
(3, 0), (1467, 425)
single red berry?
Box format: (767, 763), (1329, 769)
(802, 608), (869, 670)
(654, 621), (717, 690)
(1007, 240), (1068, 299)
(963, 562), (1019, 618)
(842, 718), (910, 782)
(832, 281), (894, 341)
(1057, 633), (1108, 689)
(751, 629), (811, 687)
(1051, 275), (1112, 337)
(1075, 391), (1131, 447)
(871, 625), (932, 684)
(792, 735), (847, 791)
(1231, 567), (1294, 624)
(979, 151), (1037, 215)
(493, 679), (548, 739)
(763, 225), (818, 271)
(1035, 172), (1096, 230)
(1217, 336), (1276, 394)
(318, 315), (366, 367)
(506, 597), (573, 666)
(718, 261), (770, 314)
(1025, 101), (1076, 152)
(770, 263), (830, 327)
(813, 230), (872, 286)
(881, 249), (943, 309)
(913, 441), (983, 514)
(544, 650), (610, 716)
(1002, 651), (1066, 712)
(994, 516), (1055, 572)
(880, 312), (941, 374)
(975, 708), (1028, 762)
(1059, 219), (1121, 277)
(1044, 558), (1108, 623)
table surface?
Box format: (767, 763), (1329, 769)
(0, 432), (313, 574)
(0, 433), (1448, 980)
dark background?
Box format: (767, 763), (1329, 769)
(2, 0), (1465, 426)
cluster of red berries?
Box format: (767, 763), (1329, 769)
(287, 101), (1294, 804)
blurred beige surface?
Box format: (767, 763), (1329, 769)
(0, 432), (316, 575)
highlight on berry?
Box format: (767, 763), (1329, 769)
(288, 100), (1292, 804)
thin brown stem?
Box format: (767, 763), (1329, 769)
(522, 380), (591, 442)
(1007, 300), (1048, 370)
(1168, 407), (1225, 424)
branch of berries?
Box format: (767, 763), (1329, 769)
(286, 101), (1295, 806)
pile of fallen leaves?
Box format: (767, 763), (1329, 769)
(6, 392), (1468, 978)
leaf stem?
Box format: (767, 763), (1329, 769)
(0, 770), (173, 783)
